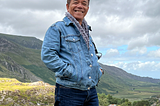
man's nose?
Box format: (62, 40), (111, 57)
(77, 3), (83, 8)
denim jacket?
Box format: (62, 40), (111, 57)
(41, 16), (102, 90)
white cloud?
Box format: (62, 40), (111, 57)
(127, 47), (147, 55)
(0, 0), (66, 11)
(148, 49), (160, 58)
(0, 0), (160, 48)
(0, 8), (64, 40)
(104, 49), (119, 57)
(86, 0), (160, 49)
(0, 24), (15, 34)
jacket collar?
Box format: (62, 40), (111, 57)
(63, 16), (73, 26)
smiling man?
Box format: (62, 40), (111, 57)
(41, 0), (103, 105)
(66, 0), (89, 25)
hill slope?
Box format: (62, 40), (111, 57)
(0, 33), (56, 84)
(0, 33), (160, 96)
(97, 63), (160, 94)
(100, 63), (160, 83)
(0, 33), (42, 49)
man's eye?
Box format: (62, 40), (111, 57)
(73, 2), (78, 4)
(82, 3), (87, 6)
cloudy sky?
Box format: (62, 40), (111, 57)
(0, 0), (160, 79)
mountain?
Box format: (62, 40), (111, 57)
(0, 33), (160, 96)
(100, 63), (160, 83)
(0, 33), (56, 84)
(0, 33), (42, 50)
(97, 63), (160, 94)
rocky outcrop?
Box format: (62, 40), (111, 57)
(0, 89), (55, 106)
(0, 34), (55, 85)
(0, 38), (18, 52)
(0, 80), (55, 106)
(28, 81), (50, 86)
(0, 55), (42, 82)
(151, 96), (160, 106)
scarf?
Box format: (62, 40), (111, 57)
(65, 12), (89, 49)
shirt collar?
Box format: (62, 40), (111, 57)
(63, 16), (92, 31)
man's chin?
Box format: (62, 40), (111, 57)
(75, 17), (83, 21)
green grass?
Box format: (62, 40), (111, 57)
(112, 86), (160, 102)
(96, 71), (160, 102)
(22, 65), (56, 85)
(0, 78), (35, 91)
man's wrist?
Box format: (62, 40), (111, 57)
(100, 69), (104, 75)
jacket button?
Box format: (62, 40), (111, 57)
(90, 65), (92, 67)
(89, 76), (91, 79)
(91, 54), (93, 56)
(73, 38), (75, 41)
(88, 87), (90, 90)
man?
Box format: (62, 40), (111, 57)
(41, 0), (103, 105)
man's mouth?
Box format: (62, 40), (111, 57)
(75, 10), (84, 13)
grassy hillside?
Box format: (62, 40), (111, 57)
(0, 33), (56, 84)
(97, 66), (160, 102)
(97, 64), (160, 94)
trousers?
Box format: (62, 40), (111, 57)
(54, 83), (99, 106)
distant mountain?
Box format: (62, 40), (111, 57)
(0, 33), (159, 95)
(100, 63), (160, 84)
(97, 63), (160, 94)
(0, 33), (42, 49)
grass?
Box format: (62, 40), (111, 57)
(0, 78), (54, 91)
(112, 86), (160, 102)
(0, 78), (34, 91)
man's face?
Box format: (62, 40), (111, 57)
(66, 0), (89, 24)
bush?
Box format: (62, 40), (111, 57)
(133, 100), (150, 106)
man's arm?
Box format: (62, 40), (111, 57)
(41, 25), (68, 73)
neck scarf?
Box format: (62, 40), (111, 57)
(65, 12), (89, 49)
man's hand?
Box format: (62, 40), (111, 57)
(100, 69), (104, 75)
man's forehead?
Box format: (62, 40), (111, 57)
(73, 0), (88, 2)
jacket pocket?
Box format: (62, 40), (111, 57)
(55, 64), (78, 82)
(65, 35), (81, 53)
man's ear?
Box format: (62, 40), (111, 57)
(87, 6), (89, 11)
(66, 4), (69, 12)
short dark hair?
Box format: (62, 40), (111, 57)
(67, 0), (90, 5)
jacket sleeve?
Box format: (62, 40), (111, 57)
(41, 25), (68, 73)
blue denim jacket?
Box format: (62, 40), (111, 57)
(41, 16), (102, 90)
